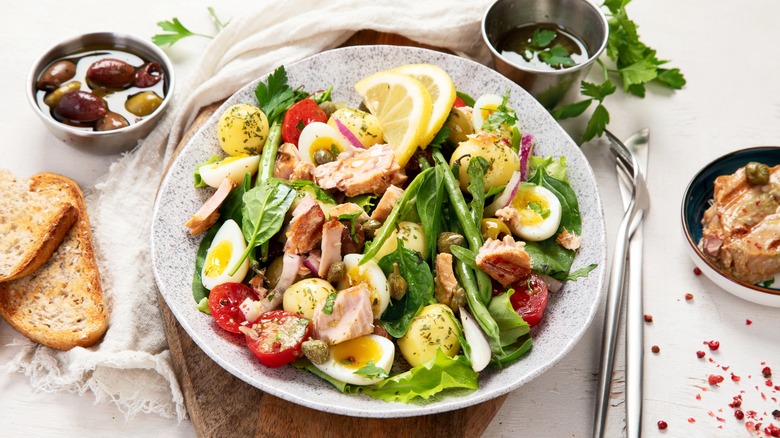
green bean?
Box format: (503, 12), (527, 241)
(454, 258), (501, 356)
(258, 120), (282, 184)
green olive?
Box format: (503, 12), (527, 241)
(265, 256), (284, 290)
(745, 162), (770, 185)
(437, 232), (465, 254)
(362, 219), (382, 240)
(388, 263), (407, 300)
(43, 81), (81, 107)
(445, 107), (474, 144)
(319, 101), (338, 118)
(125, 91), (163, 117)
(313, 149), (335, 165)
(326, 261), (346, 284)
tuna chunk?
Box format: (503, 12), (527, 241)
(273, 142), (300, 180)
(371, 184), (404, 223)
(284, 194), (325, 254)
(434, 253), (459, 308)
(475, 235), (532, 286)
(312, 283), (374, 345)
(318, 219), (344, 278)
(291, 161), (315, 181)
(184, 177), (235, 234)
(311, 144), (406, 197)
(327, 202), (369, 224)
(556, 229), (582, 250)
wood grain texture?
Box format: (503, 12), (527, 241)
(160, 30), (505, 438)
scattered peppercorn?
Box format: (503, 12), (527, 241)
(773, 409), (780, 419)
(746, 319), (753, 325)
(644, 314), (653, 322)
(697, 351), (706, 359)
(693, 267), (702, 275)
(708, 374), (725, 385)
(705, 340), (720, 351)
(735, 410), (745, 420)
(651, 345), (660, 353)
(763, 366), (772, 378)
(657, 420), (668, 430)
(685, 293), (694, 300)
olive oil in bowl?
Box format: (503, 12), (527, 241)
(496, 23), (589, 72)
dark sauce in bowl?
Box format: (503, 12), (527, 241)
(496, 23), (589, 71)
(34, 48), (168, 131)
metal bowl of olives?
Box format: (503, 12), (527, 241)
(27, 32), (174, 154)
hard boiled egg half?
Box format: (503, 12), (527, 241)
(201, 219), (250, 290)
(298, 122), (355, 164)
(338, 254), (390, 318)
(199, 155), (260, 188)
(504, 184), (562, 241)
(313, 334), (395, 385)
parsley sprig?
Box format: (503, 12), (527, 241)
(530, 29), (575, 69)
(553, 0), (686, 142)
(152, 7), (229, 47)
(255, 66), (308, 125)
(482, 89), (518, 132)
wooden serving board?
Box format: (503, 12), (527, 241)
(158, 31), (507, 438)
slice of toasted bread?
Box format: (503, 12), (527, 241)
(0, 173), (108, 350)
(0, 169), (79, 282)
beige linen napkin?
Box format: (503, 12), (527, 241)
(5, 0), (493, 420)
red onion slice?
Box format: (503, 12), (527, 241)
(518, 133), (534, 181)
(333, 118), (365, 149)
(485, 170), (523, 216)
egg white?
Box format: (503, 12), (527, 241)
(201, 219), (250, 290)
(509, 184), (562, 241)
(298, 122), (354, 164)
(313, 334), (395, 385)
(199, 155), (260, 188)
(338, 254), (390, 318)
(471, 93), (503, 131)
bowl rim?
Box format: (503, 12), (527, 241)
(26, 31), (175, 139)
(480, 0), (610, 75)
(680, 145), (780, 297)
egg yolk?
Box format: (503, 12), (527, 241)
(214, 155), (246, 168)
(479, 104), (498, 122)
(309, 137), (343, 160)
(331, 337), (382, 370)
(204, 240), (233, 278)
(512, 189), (550, 226)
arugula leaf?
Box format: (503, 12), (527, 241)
(531, 28), (557, 48)
(352, 350), (478, 402)
(354, 361), (389, 380)
(255, 66), (307, 125)
(193, 155), (222, 187)
(378, 240), (434, 338)
(482, 89), (517, 132)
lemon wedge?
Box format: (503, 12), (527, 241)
(393, 64), (457, 148)
(354, 71), (432, 166)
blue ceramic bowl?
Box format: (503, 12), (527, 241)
(681, 146), (780, 307)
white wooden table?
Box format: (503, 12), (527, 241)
(2, 1), (778, 436)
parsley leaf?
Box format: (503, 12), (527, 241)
(539, 45), (575, 68)
(338, 211), (364, 242)
(255, 66), (308, 125)
(354, 361), (389, 380)
(618, 58), (658, 90)
(322, 293), (337, 315)
(531, 29), (557, 48)
(152, 9), (228, 47)
(551, 99), (592, 120)
(482, 89), (518, 132)
(582, 103), (610, 142)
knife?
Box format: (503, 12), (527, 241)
(617, 128), (650, 438)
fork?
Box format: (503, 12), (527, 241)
(593, 131), (650, 438)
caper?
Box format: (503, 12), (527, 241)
(301, 339), (330, 365)
(125, 91), (163, 117)
(745, 162), (770, 185)
(326, 261), (346, 284)
(319, 101), (338, 118)
(313, 149), (336, 165)
(388, 263), (407, 300)
(362, 219), (382, 240)
(437, 232), (465, 254)
(449, 287), (467, 313)
(95, 111), (129, 132)
(43, 81), (82, 107)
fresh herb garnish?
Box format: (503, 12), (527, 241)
(553, 0), (686, 142)
(323, 292), (337, 315)
(538, 45), (576, 68)
(338, 211), (364, 242)
(255, 66), (307, 126)
(482, 89), (518, 132)
(531, 28), (557, 48)
(354, 361), (389, 380)
(152, 8), (228, 47)
(528, 201), (551, 218)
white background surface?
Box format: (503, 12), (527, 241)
(2, 1), (779, 436)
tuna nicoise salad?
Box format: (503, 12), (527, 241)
(183, 63), (595, 402)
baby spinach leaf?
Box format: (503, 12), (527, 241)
(192, 224), (219, 303)
(219, 172), (252, 225)
(283, 179), (336, 204)
(378, 240), (434, 338)
(416, 165), (445, 263)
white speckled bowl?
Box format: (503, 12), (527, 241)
(151, 46), (607, 417)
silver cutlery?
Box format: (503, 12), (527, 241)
(593, 130), (651, 438)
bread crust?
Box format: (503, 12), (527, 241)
(0, 171), (78, 283)
(0, 173), (108, 350)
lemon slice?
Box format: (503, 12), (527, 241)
(393, 64), (457, 148)
(354, 71), (432, 166)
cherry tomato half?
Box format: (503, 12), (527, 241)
(509, 273), (549, 327)
(453, 96), (467, 108)
(245, 310), (311, 368)
(208, 282), (258, 334)
(281, 98), (327, 146)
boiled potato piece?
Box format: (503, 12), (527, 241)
(373, 221), (425, 260)
(283, 278), (337, 319)
(218, 103), (269, 156)
(450, 133), (520, 192)
(327, 108), (383, 148)
(398, 304), (461, 367)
